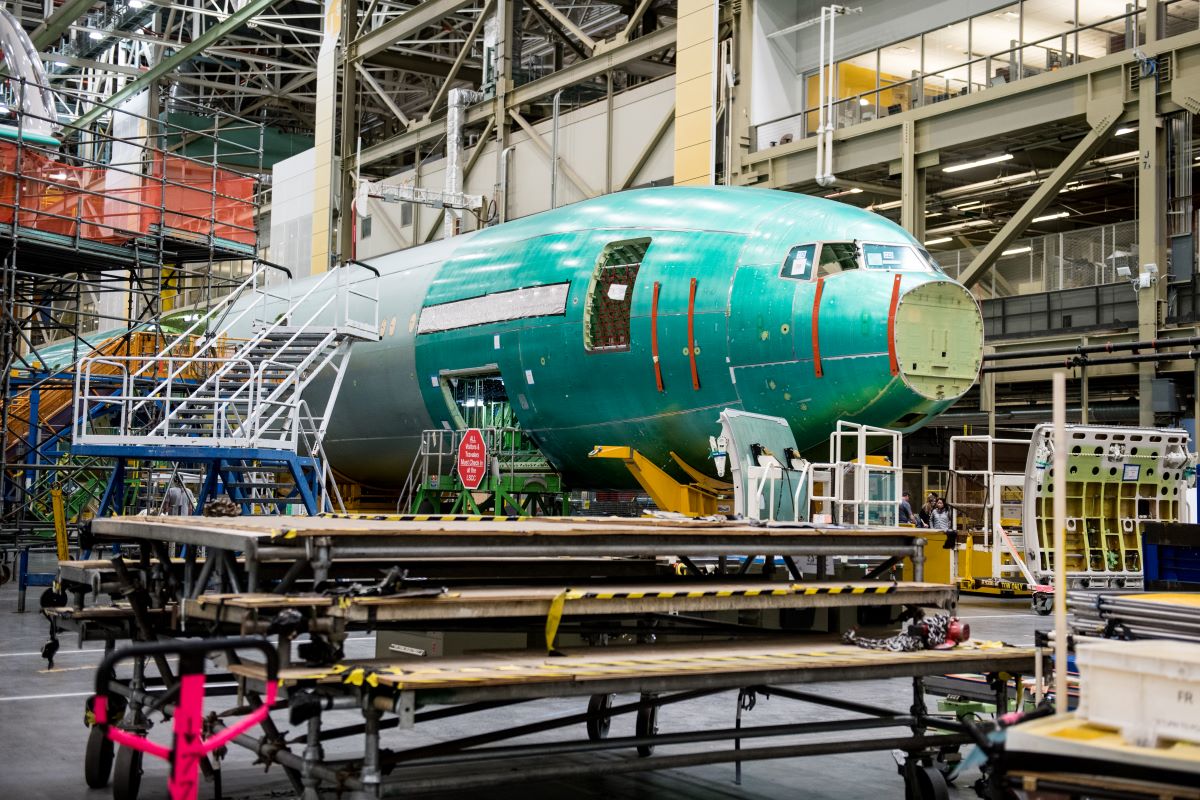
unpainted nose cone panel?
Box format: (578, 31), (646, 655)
(894, 281), (984, 401)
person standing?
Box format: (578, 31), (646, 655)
(917, 492), (936, 528)
(930, 496), (955, 548)
(898, 491), (914, 525)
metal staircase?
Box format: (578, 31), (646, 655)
(72, 261), (380, 514)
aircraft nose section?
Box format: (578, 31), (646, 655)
(893, 281), (984, 402)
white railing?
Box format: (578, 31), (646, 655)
(73, 260), (380, 451)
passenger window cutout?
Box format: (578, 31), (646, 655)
(817, 242), (859, 276)
(780, 244), (816, 280)
(584, 237), (650, 352)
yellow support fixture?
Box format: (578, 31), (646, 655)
(51, 484), (68, 562)
(589, 446), (731, 517)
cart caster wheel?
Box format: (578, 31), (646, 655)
(906, 763), (949, 800)
(84, 726), (114, 788)
(39, 587), (68, 608)
(1032, 593), (1053, 616)
(635, 698), (658, 757)
(586, 693), (614, 741)
(112, 743), (143, 800)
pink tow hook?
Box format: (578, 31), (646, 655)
(91, 637), (280, 800)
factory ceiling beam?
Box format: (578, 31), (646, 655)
(527, 0), (596, 53)
(618, 0), (656, 44)
(526, 1), (591, 60)
(956, 96), (1123, 289)
(352, 0), (476, 63)
(369, 51), (483, 81)
(70, 0), (281, 131)
(30, 0), (96, 49)
(355, 22), (677, 170)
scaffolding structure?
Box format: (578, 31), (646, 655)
(0, 76), (263, 549)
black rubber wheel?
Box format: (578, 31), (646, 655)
(908, 763), (950, 800)
(39, 587), (68, 608)
(1032, 593), (1053, 616)
(84, 726), (114, 788)
(635, 699), (658, 757)
(586, 693), (614, 741)
(112, 744), (143, 800)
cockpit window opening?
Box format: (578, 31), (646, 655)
(780, 243), (817, 280)
(917, 247), (946, 273)
(584, 237), (651, 352)
(818, 242), (859, 276)
(861, 242), (932, 271)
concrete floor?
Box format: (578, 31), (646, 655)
(0, 553), (1052, 800)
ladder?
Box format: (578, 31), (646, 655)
(72, 260), (379, 514)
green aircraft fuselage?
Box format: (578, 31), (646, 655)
(288, 186), (984, 489)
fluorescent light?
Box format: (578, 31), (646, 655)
(128, 0), (144, 6)
(859, 98), (870, 106)
(924, 236), (953, 245)
(1115, 126), (1136, 135)
(824, 187), (862, 198)
(925, 211), (945, 219)
(1002, 246), (1032, 256)
(943, 153), (1013, 173)
(89, 30), (104, 40)
(1032, 211), (1069, 223)
(953, 200), (985, 210)
(1094, 150), (1138, 164)
(54, 60), (69, 67)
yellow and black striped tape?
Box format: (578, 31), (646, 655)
(319, 513), (529, 522)
(566, 584), (896, 601)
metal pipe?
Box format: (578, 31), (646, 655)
(379, 733), (970, 795)
(1052, 372), (1068, 715)
(550, 89), (563, 209)
(251, 544), (922, 559)
(496, 145), (515, 224)
(389, 716), (915, 769)
(985, 334), (1200, 362)
(982, 349), (1200, 374)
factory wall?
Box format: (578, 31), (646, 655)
(355, 76), (676, 259)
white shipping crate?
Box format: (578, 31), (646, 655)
(1075, 639), (1200, 747)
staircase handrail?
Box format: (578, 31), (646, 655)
(92, 264), (286, 424)
(75, 355), (256, 442)
(139, 266), (342, 436)
(75, 357), (130, 440)
(132, 259), (291, 374)
(342, 260), (382, 336)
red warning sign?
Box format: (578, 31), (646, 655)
(456, 428), (488, 490)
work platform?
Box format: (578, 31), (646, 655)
(89, 513), (930, 589)
(207, 638), (1038, 798)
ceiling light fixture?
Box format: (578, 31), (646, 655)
(1002, 246), (1032, 256)
(859, 97), (870, 106)
(1093, 150), (1138, 164)
(89, 30), (104, 40)
(1032, 211), (1069, 223)
(1115, 126), (1135, 135)
(824, 187), (863, 198)
(924, 236), (953, 245)
(128, 0), (144, 7)
(54, 60), (69, 67)
(943, 153), (1013, 173)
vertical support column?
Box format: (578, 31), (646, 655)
(338, 0), (359, 263)
(899, 120), (925, 240)
(357, 705), (382, 799)
(494, 0), (515, 221)
(1138, 0), (1166, 426)
(674, 0), (717, 185)
(301, 715), (324, 800)
(311, 0), (343, 276)
(727, 0), (754, 181)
